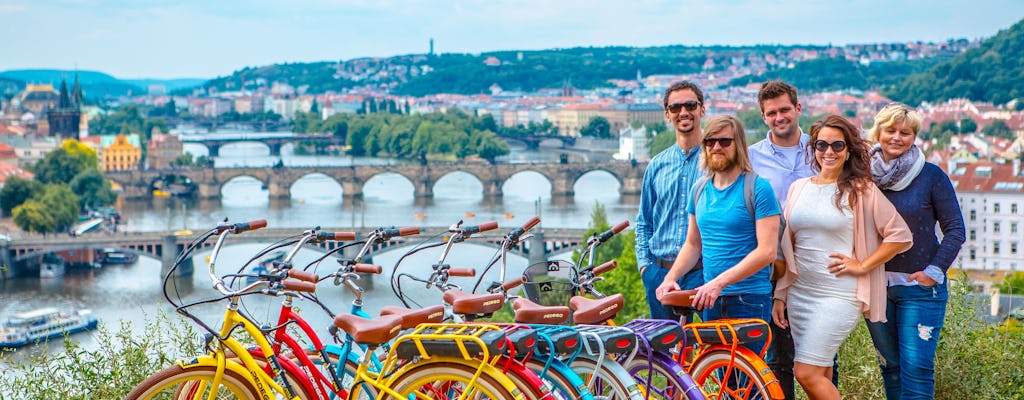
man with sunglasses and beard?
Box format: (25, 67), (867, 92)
(655, 115), (782, 356)
(635, 80), (708, 322)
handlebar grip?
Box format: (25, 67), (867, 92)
(318, 231), (357, 241)
(477, 221), (499, 232)
(611, 220), (630, 234)
(398, 226), (420, 236)
(448, 267), (476, 277)
(521, 216), (540, 232)
(233, 219), (267, 233)
(354, 263), (383, 274)
(501, 276), (526, 291)
(282, 279), (317, 293)
(288, 269), (320, 283)
(592, 260), (618, 276)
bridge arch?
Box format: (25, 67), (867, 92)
(219, 141), (272, 157)
(502, 170), (554, 199)
(290, 173), (343, 204)
(363, 172), (416, 199)
(221, 175), (270, 202)
(572, 169), (624, 198)
(433, 171), (486, 199)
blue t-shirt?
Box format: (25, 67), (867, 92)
(687, 173), (780, 296)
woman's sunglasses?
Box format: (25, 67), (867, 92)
(813, 140), (847, 153)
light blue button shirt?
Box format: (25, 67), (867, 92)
(748, 131), (814, 208)
(635, 144), (703, 270)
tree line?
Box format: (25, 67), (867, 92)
(291, 108), (511, 162)
(0, 140), (118, 234)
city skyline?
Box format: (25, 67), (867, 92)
(1, 0), (1023, 80)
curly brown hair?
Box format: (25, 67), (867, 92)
(808, 114), (872, 209)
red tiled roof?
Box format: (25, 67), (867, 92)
(946, 162), (1024, 192)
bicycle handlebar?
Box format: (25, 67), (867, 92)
(501, 276), (526, 291)
(460, 221), (498, 236)
(288, 269), (319, 282)
(354, 263), (383, 274)
(448, 267), (476, 277)
(592, 260), (618, 276)
(282, 279), (317, 293)
(316, 231), (357, 241)
(384, 226), (420, 237)
(223, 219), (267, 233)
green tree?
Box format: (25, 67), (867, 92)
(737, 108), (764, 134)
(12, 200), (55, 234)
(33, 141), (97, 185)
(648, 129), (675, 157)
(576, 202), (647, 324)
(960, 118), (978, 133)
(996, 272), (1024, 295)
(982, 120), (1014, 139)
(0, 176), (44, 216)
(580, 116), (612, 138)
(38, 184), (80, 231)
(69, 168), (117, 209)
(474, 130), (510, 163)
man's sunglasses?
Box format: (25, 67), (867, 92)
(666, 101), (702, 113)
(813, 140), (847, 152)
(703, 137), (735, 148)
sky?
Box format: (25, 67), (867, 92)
(1, 0), (1023, 80)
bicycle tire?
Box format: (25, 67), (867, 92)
(124, 364), (260, 400)
(688, 349), (783, 400)
(221, 350), (319, 400)
(500, 357), (550, 400)
(353, 360), (522, 400)
(570, 355), (645, 400)
(523, 357), (593, 400)
(624, 354), (703, 400)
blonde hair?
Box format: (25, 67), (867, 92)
(701, 115), (754, 173)
(868, 103), (923, 142)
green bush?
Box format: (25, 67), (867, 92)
(833, 276), (1024, 400)
(0, 314), (199, 400)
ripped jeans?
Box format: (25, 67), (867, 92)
(865, 283), (948, 400)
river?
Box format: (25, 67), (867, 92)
(0, 139), (641, 365)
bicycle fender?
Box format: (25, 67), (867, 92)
(386, 357), (527, 400)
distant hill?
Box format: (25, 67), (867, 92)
(0, 69), (146, 99)
(124, 78), (206, 92)
(727, 57), (942, 93)
(886, 18), (1024, 105)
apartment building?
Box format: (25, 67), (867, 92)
(950, 160), (1024, 271)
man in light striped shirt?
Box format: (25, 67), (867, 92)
(635, 80), (707, 321)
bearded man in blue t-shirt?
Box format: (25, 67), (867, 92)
(655, 114), (781, 355)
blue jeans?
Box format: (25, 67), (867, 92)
(866, 283), (948, 400)
(641, 264), (703, 322)
(702, 293), (774, 358)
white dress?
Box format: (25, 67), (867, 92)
(786, 182), (860, 367)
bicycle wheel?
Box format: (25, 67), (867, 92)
(624, 354), (703, 400)
(570, 355), (644, 400)
(124, 364), (260, 400)
(688, 349), (782, 400)
(523, 357), (593, 400)
(500, 358), (550, 400)
(353, 361), (521, 400)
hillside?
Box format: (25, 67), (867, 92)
(727, 57), (941, 93)
(0, 69), (143, 99)
(886, 18), (1024, 105)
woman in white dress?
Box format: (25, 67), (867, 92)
(771, 115), (912, 400)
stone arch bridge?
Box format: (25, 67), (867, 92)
(105, 161), (647, 199)
(1, 227), (592, 278)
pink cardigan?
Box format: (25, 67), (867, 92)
(774, 178), (913, 322)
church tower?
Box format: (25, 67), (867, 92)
(47, 74), (82, 140)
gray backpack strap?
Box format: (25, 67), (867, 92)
(742, 172), (757, 221)
(692, 174), (710, 210)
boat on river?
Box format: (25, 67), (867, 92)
(96, 248), (138, 265)
(0, 307), (99, 348)
(39, 254), (66, 279)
